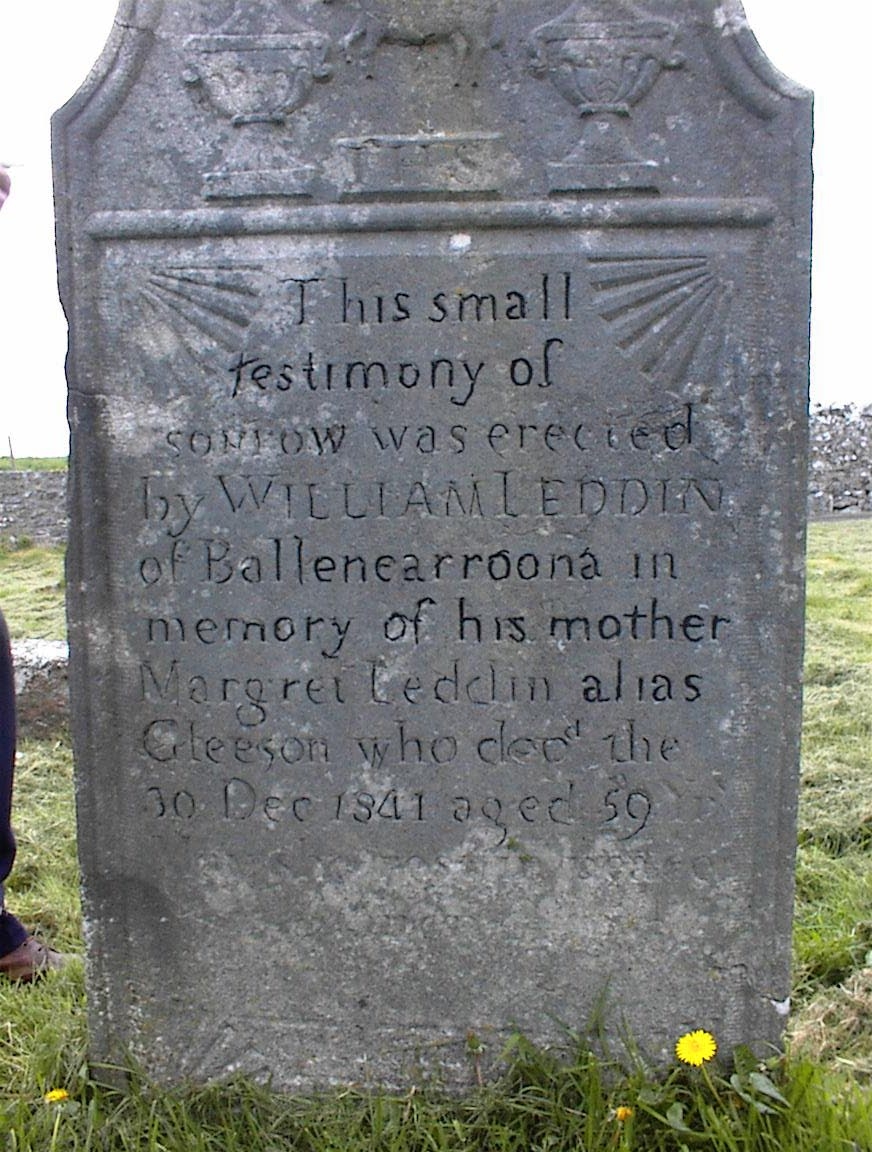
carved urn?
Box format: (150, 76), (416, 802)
(184, 30), (331, 197)
(530, 0), (683, 191)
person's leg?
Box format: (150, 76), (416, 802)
(0, 608), (65, 979)
(0, 607), (28, 956)
(0, 173), (53, 974)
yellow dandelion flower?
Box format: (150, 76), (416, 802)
(675, 1029), (717, 1067)
(43, 1088), (70, 1104)
(614, 1105), (634, 1122)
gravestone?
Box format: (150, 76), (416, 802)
(54, 0), (812, 1089)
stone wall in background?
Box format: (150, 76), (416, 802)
(0, 471), (68, 546)
(808, 405), (872, 516)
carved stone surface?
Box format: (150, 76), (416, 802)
(54, 1), (812, 1089)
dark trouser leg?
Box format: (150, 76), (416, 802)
(0, 608), (27, 956)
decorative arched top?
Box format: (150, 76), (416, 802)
(53, 1), (163, 144)
(696, 0), (811, 120)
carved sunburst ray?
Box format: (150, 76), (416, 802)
(639, 282), (727, 381)
(614, 276), (718, 352)
(588, 255), (732, 385)
(138, 264), (261, 356)
(589, 255), (709, 291)
(592, 266), (710, 321)
(151, 267), (258, 322)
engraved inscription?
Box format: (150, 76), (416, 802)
(116, 248), (746, 861)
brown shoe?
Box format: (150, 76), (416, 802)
(0, 937), (67, 982)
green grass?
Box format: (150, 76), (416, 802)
(0, 541), (66, 640)
(1, 1004), (871, 1151)
(790, 521), (872, 1077)
(0, 458), (67, 472)
(1, 521), (872, 1148)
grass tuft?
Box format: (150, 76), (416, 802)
(0, 544), (66, 640)
(0, 458), (68, 473)
(2, 1036), (872, 1150)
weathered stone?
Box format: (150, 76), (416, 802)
(808, 406), (872, 516)
(11, 640), (70, 739)
(54, 0), (812, 1089)
(0, 472), (68, 548)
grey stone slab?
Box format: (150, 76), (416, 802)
(11, 640), (70, 739)
(54, 0), (812, 1089)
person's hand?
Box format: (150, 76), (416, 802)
(0, 167), (10, 210)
